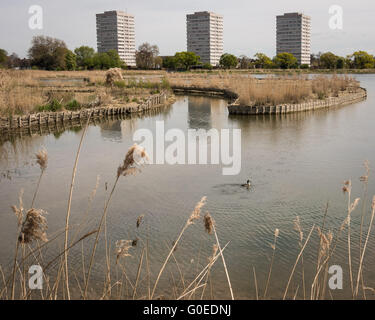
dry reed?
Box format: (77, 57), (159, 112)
(83, 143), (149, 299)
(167, 72), (359, 106)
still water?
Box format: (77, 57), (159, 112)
(1, 74), (375, 299)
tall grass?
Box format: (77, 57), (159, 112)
(167, 72), (360, 106)
(1, 70), (359, 116)
(0, 70), (170, 116)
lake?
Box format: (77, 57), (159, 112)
(1, 74), (375, 299)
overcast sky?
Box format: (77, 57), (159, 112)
(0, 0), (373, 59)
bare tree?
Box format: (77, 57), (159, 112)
(135, 43), (159, 69)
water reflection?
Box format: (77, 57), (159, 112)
(188, 96), (212, 129)
(100, 120), (122, 141)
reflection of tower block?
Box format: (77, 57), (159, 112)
(100, 120), (122, 141)
(188, 96), (227, 129)
(188, 96), (212, 129)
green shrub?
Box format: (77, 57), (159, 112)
(65, 99), (81, 111)
(317, 92), (326, 100)
(37, 99), (63, 112)
(202, 63), (213, 70)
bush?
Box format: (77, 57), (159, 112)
(202, 63), (213, 70)
(219, 53), (238, 69)
(37, 99), (63, 112)
(317, 92), (327, 100)
(65, 99), (81, 111)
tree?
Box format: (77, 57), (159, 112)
(154, 56), (163, 69)
(174, 52), (200, 70)
(54, 47), (69, 70)
(74, 46), (95, 69)
(336, 57), (346, 69)
(273, 52), (298, 69)
(91, 50), (125, 70)
(202, 63), (213, 70)
(319, 52), (338, 69)
(162, 56), (177, 70)
(310, 52), (322, 69)
(6, 53), (22, 69)
(0, 49), (8, 68)
(254, 53), (273, 69)
(350, 51), (374, 69)
(238, 55), (252, 69)
(106, 49), (125, 68)
(28, 35), (68, 70)
(136, 43), (159, 69)
(219, 53), (238, 69)
(92, 53), (109, 69)
(17, 58), (31, 69)
(65, 50), (77, 70)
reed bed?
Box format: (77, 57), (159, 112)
(0, 124), (374, 300)
(167, 72), (360, 106)
(1, 70), (360, 116)
(0, 70), (169, 116)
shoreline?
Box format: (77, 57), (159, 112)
(228, 87), (367, 115)
(0, 91), (173, 133)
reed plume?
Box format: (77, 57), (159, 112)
(36, 149), (48, 171)
(117, 144), (149, 178)
(136, 215), (144, 228)
(317, 227), (333, 262)
(11, 189), (24, 227)
(83, 143), (149, 299)
(115, 240), (132, 264)
(203, 212), (214, 234)
(18, 209), (48, 244)
(188, 196), (206, 225)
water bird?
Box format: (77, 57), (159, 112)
(241, 179), (251, 188)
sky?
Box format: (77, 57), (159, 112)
(0, 0), (374, 59)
